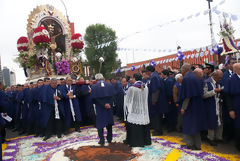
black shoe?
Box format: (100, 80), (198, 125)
(43, 136), (50, 141)
(123, 139), (128, 144)
(19, 131), (26, 135)
(193, 146), (201, 150)
(12, 128), (19, 132)
(167, 127), (176, 133)
(63, 131), (68, 135)
(98, 140), (105, 146)
(40, 134), (44, 137)
(208, 140), (217, 146)
(75, 129), (81, 132)
(57, 134), (61, 138)
(34, 134), (39, 137)
(216, 139), (224, 144)
(107, 139), (112, 144)
(2, 139), (6, 143)
(27, 132), (34, 136)
(152, 131), (163, 136)
(181, 145), (195, 150)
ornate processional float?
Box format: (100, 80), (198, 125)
(16, 5), (85, 81)
(219, 16), (240, 63)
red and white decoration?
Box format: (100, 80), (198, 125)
(71, 33), (84, 50)
(33, 26), (50, 45)
(17, 36), (29, 52)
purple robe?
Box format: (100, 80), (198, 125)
(26, 88), (36, 124)
(15, 91), (24, 122)
(112, 81), (124, 118)
(32, 85), (47, 129)
(42, 85), (65, 128)
(181, 72), (207, 135)
(203, 78), (218, 129)
(91, 81), (114, 129)
(147, 71), (168, 116)
(224, 73), (240, 130)
(59, 85), (82, 127)
(22, 88), (31, 124)
(75, 84), (92, 122)
(0, 90), (7, 126)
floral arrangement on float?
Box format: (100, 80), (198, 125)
(219, 16), (239, 56)
(33, 26), (50, 49)
(15, 26), (85, 77)
(15, 36), (36, 69)
(71, 33), (84, 54)
(55, 59), (70, 75)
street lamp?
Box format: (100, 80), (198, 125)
(84, 60), (88, 77)
(206, 0), (217, 65)
(99, 57), (104, 73)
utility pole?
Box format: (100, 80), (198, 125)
(207, 0), (217, 65)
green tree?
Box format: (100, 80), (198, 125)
(84, 24), (118, 78)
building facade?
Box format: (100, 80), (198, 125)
(3, 67), (10, 87)
(0, 56), (3, 83)
(10, 71), (16, 86)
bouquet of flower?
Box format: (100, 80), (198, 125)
(17, 36), (29, 52)
(33, 26), (50, 49)
(55, 59), (70, 75)
(71, 33), (84, 54)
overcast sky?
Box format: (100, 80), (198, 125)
(0, 0), (240, 84)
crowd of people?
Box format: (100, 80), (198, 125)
(0, 58), (240, 155)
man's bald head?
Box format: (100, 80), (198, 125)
(233, 63), (240, 75)
(193, 68), (203, 79)
(212, 69), (223, 83)
(181, 63), (191, 76)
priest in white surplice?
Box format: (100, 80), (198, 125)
(123, 73), (152, 147)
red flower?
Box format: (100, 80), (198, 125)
(71, 33), (83, 40)
(71, 33), (84, 50)
(72, 41), (84, 49)
(33, 26), (50, 44)
(17, 36), (28, 52)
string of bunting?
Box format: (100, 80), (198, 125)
(96, 0), (227, 49)
(113, 41), (240, 73)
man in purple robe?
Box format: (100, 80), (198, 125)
(33, 79), (44, 137)
(42, 78), (65, 141)
(0, 93), (7, 160)
(13, 85), (24, 132)
(162, 69), (177, 132)
(146, 65), (168, 136)
(0, 82), (8, 144)
(203, 70), (223, 146)
(60, 77), (82, 133)
(141, 70), (149, 84)
(180, 63), (207, 150)
(225, 63), (240, 151)
(39, 78), (51, 137)
(19, 83), (30, 135)
(91, 73), (114, 146)
(75, 78), (93, 125)
(111, 77), (124, 121)
(26, 82), (38, 135)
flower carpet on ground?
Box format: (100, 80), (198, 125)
(2, 123), (240, 161)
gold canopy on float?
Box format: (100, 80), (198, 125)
(27, 4), (71, 57)
(21, 4), (84, 81)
